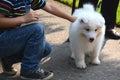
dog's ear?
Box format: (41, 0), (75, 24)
(80, 18), (88, 24)
(97, 15), (105, 27)
(97, 20), (105, 28)
(80, 19), (84, 23)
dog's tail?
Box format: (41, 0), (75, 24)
(83, 3), (95, 12)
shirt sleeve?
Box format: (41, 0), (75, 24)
(31, 0), (46, 10)
(0, 0), (13, 16)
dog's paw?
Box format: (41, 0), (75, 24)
(76, 62), (87, 69)
(91, 58), (101, 65)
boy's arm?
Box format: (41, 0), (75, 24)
(0, 11), (39, 28)
(42, 3), (76, 22)
(0, 14), (25, 28)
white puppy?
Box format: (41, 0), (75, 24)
(69, 4), (105, 69)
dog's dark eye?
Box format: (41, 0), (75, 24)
(95, 29), (98, 32)
(85, 29), (90, 31)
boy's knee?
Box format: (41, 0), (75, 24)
(32, 23), (45, 35)
(43, 42), (52, 57)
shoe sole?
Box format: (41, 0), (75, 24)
(3, 71), (17, 76)
(20, 72), (54, 80)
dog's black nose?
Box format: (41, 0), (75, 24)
(89, 38), (94, 42)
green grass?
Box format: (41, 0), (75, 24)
(59, 0), (120, 25)
(117, 2), (120, 25)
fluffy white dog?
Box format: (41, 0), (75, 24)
(69, 3), (105, 69)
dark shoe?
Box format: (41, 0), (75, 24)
(116, 24), (120, 28)
(1, 58), (17, 76)
(21, 68), (54, 80)
(105, 29), (120, 40)
(2, 68), (17, 76)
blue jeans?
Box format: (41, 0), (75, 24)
(0, 23), (52, 74)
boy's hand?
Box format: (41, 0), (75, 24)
(22, 11), (39, 23)
(0, 11), (39, 28)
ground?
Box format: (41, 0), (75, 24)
(0, 0), (120, 80)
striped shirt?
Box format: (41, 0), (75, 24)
(0, 0), (46, 17)
(0, 0), (46, 34)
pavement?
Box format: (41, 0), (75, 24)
(0, 0), (120, 80)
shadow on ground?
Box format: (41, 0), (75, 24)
(1, 39), (120, 80)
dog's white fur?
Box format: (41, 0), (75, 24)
(69, 4), (105, 69)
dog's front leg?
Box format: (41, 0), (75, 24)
(90, 49), (101, 65)
(74, 51), (86, 69)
